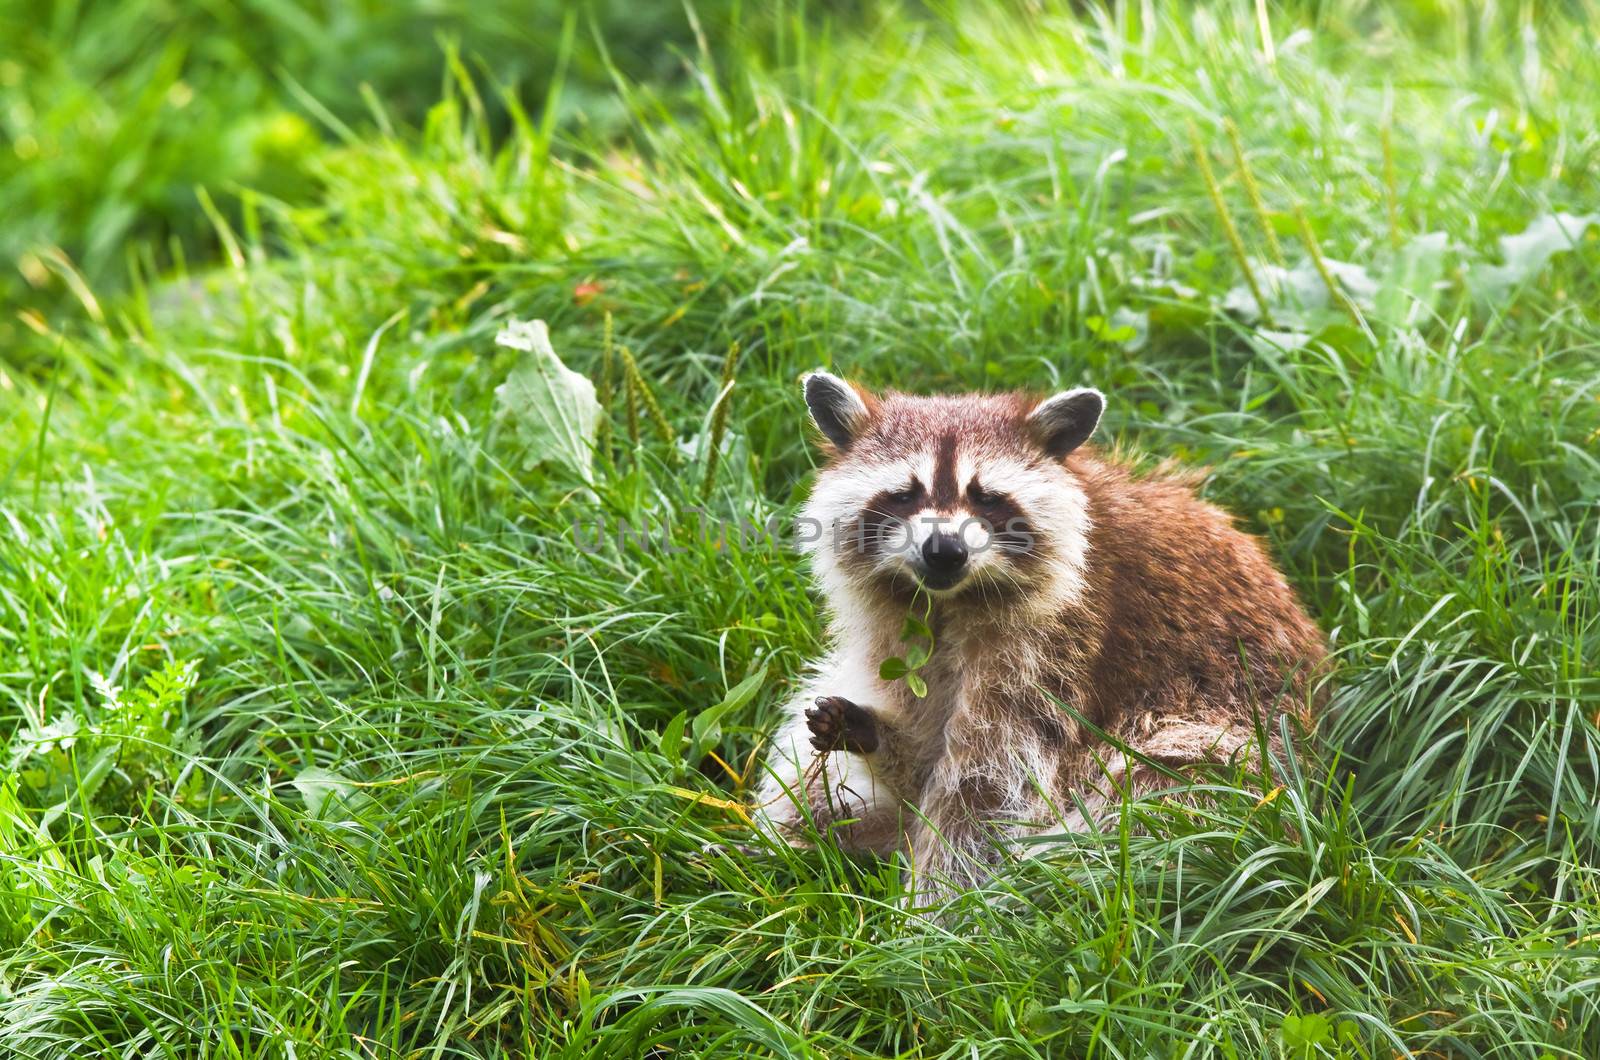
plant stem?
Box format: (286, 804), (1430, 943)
(1225, 118), (1285, 266)
(699, 339), (741, 500)
(1292, 204), (1362, 327)
(1190, 120), (1272, 324)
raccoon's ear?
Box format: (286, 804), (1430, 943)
(803, 371), (872, 451)
(1027, 387), (1105, 458)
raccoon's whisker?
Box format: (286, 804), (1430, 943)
(987, 566), (1030, 601)
(847, 507), (913, 553)
(970, 566), (997, 610)
(968, 563), (1022, 604)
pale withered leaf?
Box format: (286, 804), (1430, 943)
(494, 319), (602, 481)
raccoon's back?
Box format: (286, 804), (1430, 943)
(1067, 453), (1326, 725)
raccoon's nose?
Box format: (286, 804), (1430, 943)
(921, 532), (969, 575)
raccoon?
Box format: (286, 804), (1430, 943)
(755, 372), (1327, 902)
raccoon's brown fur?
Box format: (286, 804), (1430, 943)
(755, 374), (1327, 903)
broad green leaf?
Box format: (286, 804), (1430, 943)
(1087, 308), (1147, 349)
(691, 666), (768, 756)
(1224, 257), (1376, 329)
(1376, 231), (1450, 324)
(1470, 212), (1598, 297)
(1281, 1011), (1332, 1050)
(901, 612), (933, 641)
(292, 766), (374, 821)
(494, 318), (602, 481)
(659, 710), (688, 768)
(879, 657), (909, 681)
(39, 744), (118, 831)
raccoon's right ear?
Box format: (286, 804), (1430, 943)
(802, 371), (872, 451)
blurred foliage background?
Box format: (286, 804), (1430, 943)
(0, 0), (797, 329)
(1, 0), (1564, 333)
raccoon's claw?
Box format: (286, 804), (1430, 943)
(806, 696), (880, 754)
(805, 698), (845, 752)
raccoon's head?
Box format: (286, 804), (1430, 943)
(798, 372), (1104, 609)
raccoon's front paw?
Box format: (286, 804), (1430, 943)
(806, 696), (880, 754)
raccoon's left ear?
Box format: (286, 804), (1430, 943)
(802, 371), (872, 451)
(1027, 387), (1105, 458)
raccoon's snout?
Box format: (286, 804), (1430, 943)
(918, 531), (969, 588)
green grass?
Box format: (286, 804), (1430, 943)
(4, 1), (1600, 1056)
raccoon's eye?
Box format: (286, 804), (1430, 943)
(968, 483), (1005, 507)
(887, 482), (919, 504)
